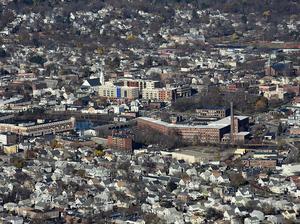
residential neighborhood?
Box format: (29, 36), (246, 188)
(0, 0), (300, 223)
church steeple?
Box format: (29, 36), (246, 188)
(99, 70), (104, 85)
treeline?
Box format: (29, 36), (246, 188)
(133, 126), (185, 149)
(172, 87), (262, 114)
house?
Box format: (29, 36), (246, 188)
(266, 215), (284, 224)
(231, 196), (250, 207)
(81, 78), (101, 92)
(282, 210), (297, 221)
(236, 187), (253, 198)
(244, 217), (260, 224)
(224, 209), (236, 221)
(156, 207), (184, 224)
(234, 206), (248, 217)
(4, 216), (24, 224)
(250, 210), (265, 221)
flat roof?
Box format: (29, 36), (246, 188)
(0, 118), (73, 127)
(138, 115), (249, 130)
(211, 116), (249, 126)
(196, 106), (229, 110)
(235, 132), (250, 136)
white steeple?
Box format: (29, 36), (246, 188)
(99, 70), (104, 85)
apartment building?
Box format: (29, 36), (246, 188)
(142, 88), (176, 102)
(173, 84), (192, 98)
(107, 130), (133, 151)
(99, 82), (139, 100)
(120, 79), (160, 92)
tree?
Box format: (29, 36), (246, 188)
(0, 48), (8, 58)
(108, 56), (120, 69)
(255, 97), (268, 112)
(76, 169), (86, 178)
(245, 200), (259, 211)
(143, 213), (165, 224)
(11, 157), (25, 169)
(205, 207), (223, 221)
(50, 139), (61, 149)
(127, 34), (137, 41)
(229, 173), (247, 188)
(261, 203), (275, 215)
(94, 145), (105, 157)
(277, 122), (283, 136)
(166, 181), (178, 192)
(144, 56), (153, 67)
(29, 55), (46, 65)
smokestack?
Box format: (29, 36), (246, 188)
(230, 102), (235, 143)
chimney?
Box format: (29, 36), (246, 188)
(230, 102), (235, 143)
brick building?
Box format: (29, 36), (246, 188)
(283, 84), (300, 96)
(137, 115), (249, 144)
(107, 130), (133, 151)
(227, 82), (249, 92)
(119, 79), (160, 92)
(242, 159), (277, 169)
(195, 107), (230, 118)
(265, 61), (294, 76)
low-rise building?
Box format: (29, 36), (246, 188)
(3, 144), (18, 155)
(0, 117), (75, 137)
(242, 159), (277, 168)
(259, 85), (287, 100)
(0, 132), (17, 145)
(196, 107), (230, 118)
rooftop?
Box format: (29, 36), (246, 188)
(138, 115), (249, 130)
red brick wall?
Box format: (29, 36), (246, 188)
(107, 136), (133, 151)
(136, 118), (221, 143)
(243, 159), (277, 168)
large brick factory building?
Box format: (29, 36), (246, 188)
(137, 115), (249, 144)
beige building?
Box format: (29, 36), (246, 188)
(0, 117), (75, 137)
(259, 84), (287, 100)
(142, 87), (176, 102)
(99, 82), (139, 99)
(4, 144), (18, 155)
(119, 79), (160, 91)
